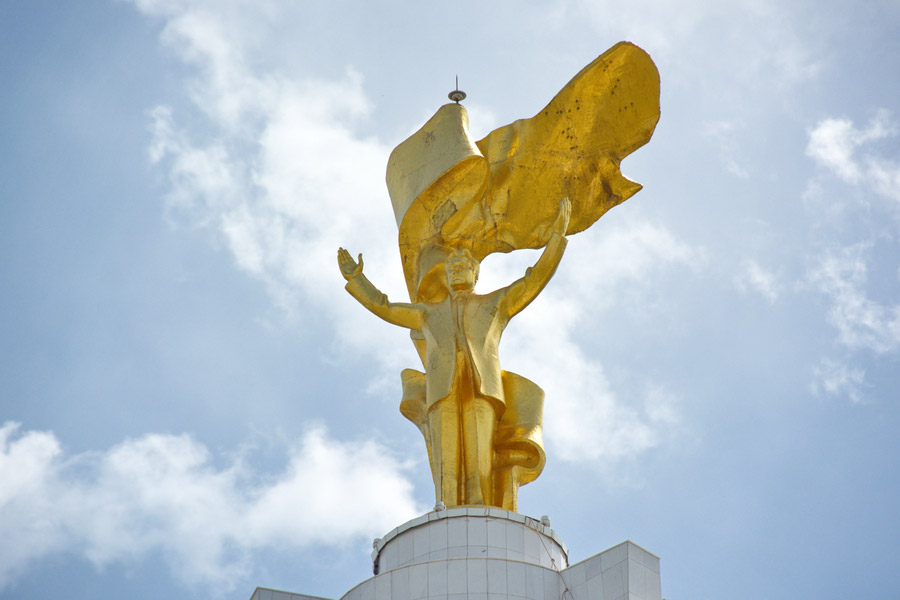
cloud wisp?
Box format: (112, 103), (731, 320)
(806, 110), (898, 188)
(734, 258), (780, 303)
(802, 112), (900, 402)
(806, 110), (900, 221)
(810, 358), (866, 404)
(806, 244), (900, 355)
(0, 422), (420, 594)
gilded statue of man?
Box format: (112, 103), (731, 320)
(333, 42), (659, 510)
(338, 198), (570, 507)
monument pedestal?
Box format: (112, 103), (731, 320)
(251, 507), (661, 600)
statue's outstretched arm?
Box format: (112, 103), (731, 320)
(338, 247), (424, 330)
(502, 198), (571, 318)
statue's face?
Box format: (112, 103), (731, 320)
(447, 256), (477, 291)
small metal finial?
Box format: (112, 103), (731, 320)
(448, 75), (466, 103)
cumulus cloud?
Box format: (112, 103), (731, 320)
(135, 0), (418, 379)
(806, 244), (900, 354)
(0, 422), (419, 593)
(734, 258), (780, 303)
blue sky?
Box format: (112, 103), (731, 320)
(1, 1), (899, 599)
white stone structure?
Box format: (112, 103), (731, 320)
(250, 507), (661, 600)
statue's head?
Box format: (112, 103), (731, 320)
(446, 248), (478, 292)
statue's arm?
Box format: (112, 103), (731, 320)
(502, 198), (570, 318)
(338, 248), (424, 330)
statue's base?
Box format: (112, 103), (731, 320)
(250, 507), (661, 600)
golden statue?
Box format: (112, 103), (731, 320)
(338, 42), (660, 511)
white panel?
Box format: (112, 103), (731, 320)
(398, 529), (414, 566)
(409, 564), (428, 600)
(525, 565), (545, 600)
(427, 560), (448, 596)
(374, 573), (391, 600)
(524, 531), (541, 559)
(564, 562), (586, 587)
(486, 559), (508, 594)
(568, 582), (587, 600)
(468, 517), (488, 547)
(645, 567), (661, 600)
(507, 561), (527, 596)
(448, 518), (468, 548)
(487, 519), (506, 548)
(382, 540), (399, 572)
(391, 569), (409, 600)
(626, 559), (645, 599)
(543, 568), (561, 600)
(600, 545), (626, 572)
(584, 555), (603, 580)
(360, 580), (375, 600)
(447, 558), (467, 594)
(414, 526), (431, 561)
(506, 522), (525, 556)
(601, 562), (625, 600)
(586, 571), (604, 600)
(467, 559), (488, 593)
(430, 519), (449, 552)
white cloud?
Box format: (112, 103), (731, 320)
(565, 218), (704, 307)
(136, 0), (417, 377)
(806, 244), (900, 354)
(0, 422), (420, 593)
(810, 358), (866, 404)
(868, 153), (900, 203)
(734, 258), (780, 303)
(806, 110), (900, 205)
(803, 113), (900, 403)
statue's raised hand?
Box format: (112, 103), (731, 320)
(338, 247), (364, 281)
(552, 197), (571, 236)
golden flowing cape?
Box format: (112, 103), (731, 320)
(394, 42), (660, 301)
